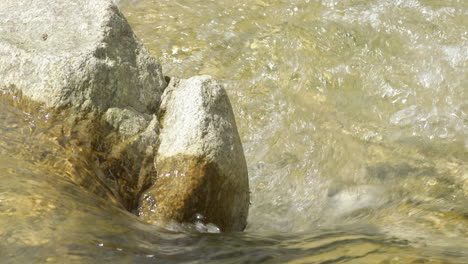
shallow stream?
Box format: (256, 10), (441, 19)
(1, 0), (467, 263)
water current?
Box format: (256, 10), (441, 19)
(1, 0), (467, 263)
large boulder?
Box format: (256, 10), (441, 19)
(0, 0), (166, 211)
(139, 76), (250, 232)
(0, 0), (165, 113)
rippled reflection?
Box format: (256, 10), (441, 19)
(120, 0), (467, 260)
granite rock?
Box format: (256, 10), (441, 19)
(139, 76), (250, 232)
(0, 0), (166, 113)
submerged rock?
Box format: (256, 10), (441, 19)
(139, 76), (250, 232)
(0, 0), (249, 232)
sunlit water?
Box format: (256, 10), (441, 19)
(1, 0), (467, 263)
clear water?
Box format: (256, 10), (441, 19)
(1, 0), (467, 263)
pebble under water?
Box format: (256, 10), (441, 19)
(1, 0), (467, 263)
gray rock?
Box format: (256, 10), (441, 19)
(0, 0), (166, 113)
(139, 76), (250, 232)
(0, 0), (166, 211)
(102, 112), (160, 207)
(103, 107), (152, 137)
(0, 0), (250, 232)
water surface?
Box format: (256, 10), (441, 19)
(1, 0), (467, 263)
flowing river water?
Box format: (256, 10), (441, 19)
(1, 0), (467, 263)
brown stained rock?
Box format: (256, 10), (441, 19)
(0, 0), (165, 212)
(139, 76), (250, 232)
(140, 155), (247, 232)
